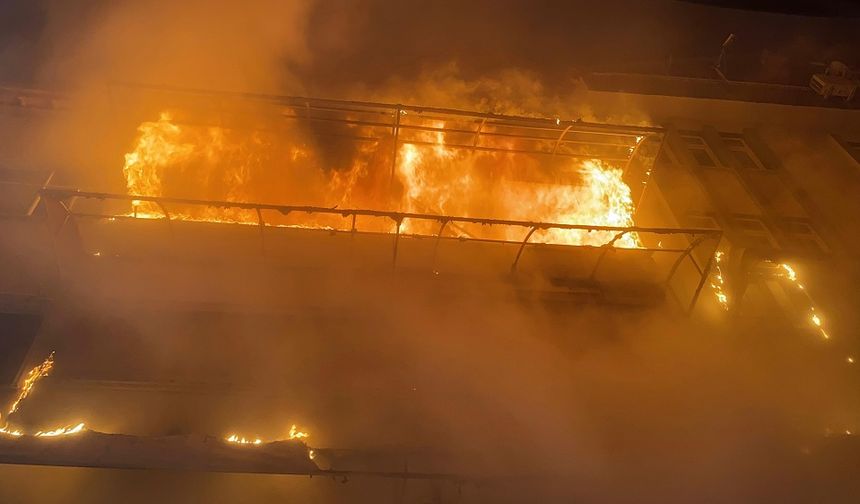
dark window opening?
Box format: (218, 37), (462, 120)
(690, 148), (717, 167)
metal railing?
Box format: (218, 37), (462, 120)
(107, 82), (664, 174)
(40, 187), (721, 313)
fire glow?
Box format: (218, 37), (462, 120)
(120, 111), (642, 248)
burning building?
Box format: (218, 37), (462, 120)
(1, 2), (860, 502)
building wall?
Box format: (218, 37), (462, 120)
(586, 88), (860, 355)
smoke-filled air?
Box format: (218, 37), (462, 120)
(1, 0), (860, 503)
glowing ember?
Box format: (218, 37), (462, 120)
(225, 434), (263, 445)
(780, 263), (797, 282)
(8, 352), (54, 415)
(225, 424), (309, 446)
(811, 313), (822, 327)
(0, 425), (23, 437)
(710, 251), (729, 310)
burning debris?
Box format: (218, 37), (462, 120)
(1, 352), (85, 439)
(0, 431), (319, 475)
(777, 263), (835, 344)
(1, 352), (316, 462)
(7, 351), (54, 416)
(708, 256), (852, 373)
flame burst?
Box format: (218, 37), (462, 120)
(120, 112), (642, 247)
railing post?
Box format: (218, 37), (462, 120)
(510, 226), (539, 273)
(471, 118), (486, 153)
(588, 230), (629, 281)
(687, 244), (718, 315)
(430, 219), (450, 274)
(255, 208), (266, 256)
(551, 125), (573, 156)
(154, 201), (174, 242)
(664, 235), (708, 285)
(388, 106), (402, 190)
(391, 217), (403, 272)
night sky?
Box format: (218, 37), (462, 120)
(1, 0), (859, 93)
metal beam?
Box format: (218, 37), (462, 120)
(41, 188), (722, 239)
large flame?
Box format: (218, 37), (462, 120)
(393, 124), (639, 247)
(123, 112), (194, 213)
(120, 111), (641, 247)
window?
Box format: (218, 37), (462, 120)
(691, 149), (718, 168)
(720, 135), (768, 170)
(682, 136), (718, 168)
(732, 216), (779, 249)
(778, 219), (829, 255)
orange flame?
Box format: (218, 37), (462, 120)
(0, 425), (23, 437)
(34, 423), (86, 437)
(393, 124), (640, 247)
(224, 424), (309, 446)
(121, 111), (642, 247)
(225, 434), (263, 445)
(288, 424), (309, 440)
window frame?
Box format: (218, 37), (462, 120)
(681, 135), (721, 169)
(777, 218), (830, 256)
(730, 214), (780, 250)
(719, 134), (769, 171)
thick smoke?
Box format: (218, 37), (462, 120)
(1, 1), (859, 503)
(30, 0), (312, 94)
